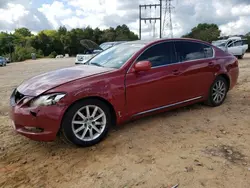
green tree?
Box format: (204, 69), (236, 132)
(14, 27), (32, 37)
(183, 23), (221, 42)
(58, 26), (67, 36)
(102, 27), (116, 42)
(0, 24), (138, 61)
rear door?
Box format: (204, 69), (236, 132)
(174, 41), (216, 99)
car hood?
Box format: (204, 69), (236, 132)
(17, 65), (114, 96)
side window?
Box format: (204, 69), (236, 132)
(242, 40), (247, 45)
(227, 40), (235, 47)
(174, 41), (213, 62)
(203, 44), (213, 58)
(234, 41), (243, 46)
(137, 42), (177, 67)
(228, 42), (234, 47)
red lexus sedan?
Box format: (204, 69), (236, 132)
(10, 38), (239, 147)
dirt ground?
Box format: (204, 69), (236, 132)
(0, 56), (250, 188)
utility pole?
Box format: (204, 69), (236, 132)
(139, 1), (162, 39)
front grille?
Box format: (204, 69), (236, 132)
(10, 89), (25, 106)
(15, 90), (25, 103)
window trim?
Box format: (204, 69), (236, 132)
(127, 40), (215, 73)
(137, 41), (177, 69)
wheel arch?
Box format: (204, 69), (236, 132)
(217, 73), (230, 91)
(60, 96), (117, 131)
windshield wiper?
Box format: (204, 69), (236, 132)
(89, 62), (103, 67)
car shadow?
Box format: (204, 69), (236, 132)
(113, 102), (210, 132)
(33, 102), (216, 153)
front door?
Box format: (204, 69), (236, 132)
(125, 41), (185, 117)
(227, 40), (243, 56)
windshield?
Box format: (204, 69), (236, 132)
(212, 41), (226, 47)
(218, 42), (227, 47)
(212, 40), (226, 46)
(99, 43), (113, 50)
(89, 43), (144, 69)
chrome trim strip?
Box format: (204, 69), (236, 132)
(127, 40), (215, 72)
(132, 96), (203, 117)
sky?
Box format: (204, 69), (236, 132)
(0, 0), (250, 38)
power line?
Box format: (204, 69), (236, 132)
(162, 0), (174, 38)
(139, 0), (174, 39)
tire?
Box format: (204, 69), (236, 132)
(238, 54), (244, 59)
(60, 99), (111, 147)
(206, 76), (228, 107)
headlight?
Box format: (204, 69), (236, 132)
(29, 93), (65, 107)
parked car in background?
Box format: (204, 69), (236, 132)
(56, 55), (64, 58)
(0, 56), (7, 66)
(242, 39), (249, 52)
(10, 38), (239, 147)
(5, 57), (11, 63)
(75, 40), (127, 64)
(212, 37), (248, 59)
(64, 54), (70, 58)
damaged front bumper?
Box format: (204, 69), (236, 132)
(9, 90), (67, 142)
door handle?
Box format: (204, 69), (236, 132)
(172, 69), (181, 75)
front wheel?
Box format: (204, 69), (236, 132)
(238, 54), (244, 59)
(206, 76), (228, 107)
(61, 99), (111, 147)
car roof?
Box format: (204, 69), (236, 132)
(123, 38), (212, 46)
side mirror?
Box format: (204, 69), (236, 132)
(134, 61), (152, 72)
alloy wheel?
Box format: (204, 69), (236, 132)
(212, 80), (227, 104)
(72, 105), (107, 141)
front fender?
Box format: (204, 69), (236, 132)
(48, 73), (126, 124)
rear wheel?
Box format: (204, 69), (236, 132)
(206, 76), (228, 107)
(61, 99), (111, 147)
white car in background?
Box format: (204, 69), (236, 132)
(212, 37), (248, 59)
(56, 55), (64, 58)
(75, 41), (127, 64)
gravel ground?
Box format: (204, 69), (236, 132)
(0, 56), (250, 188)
